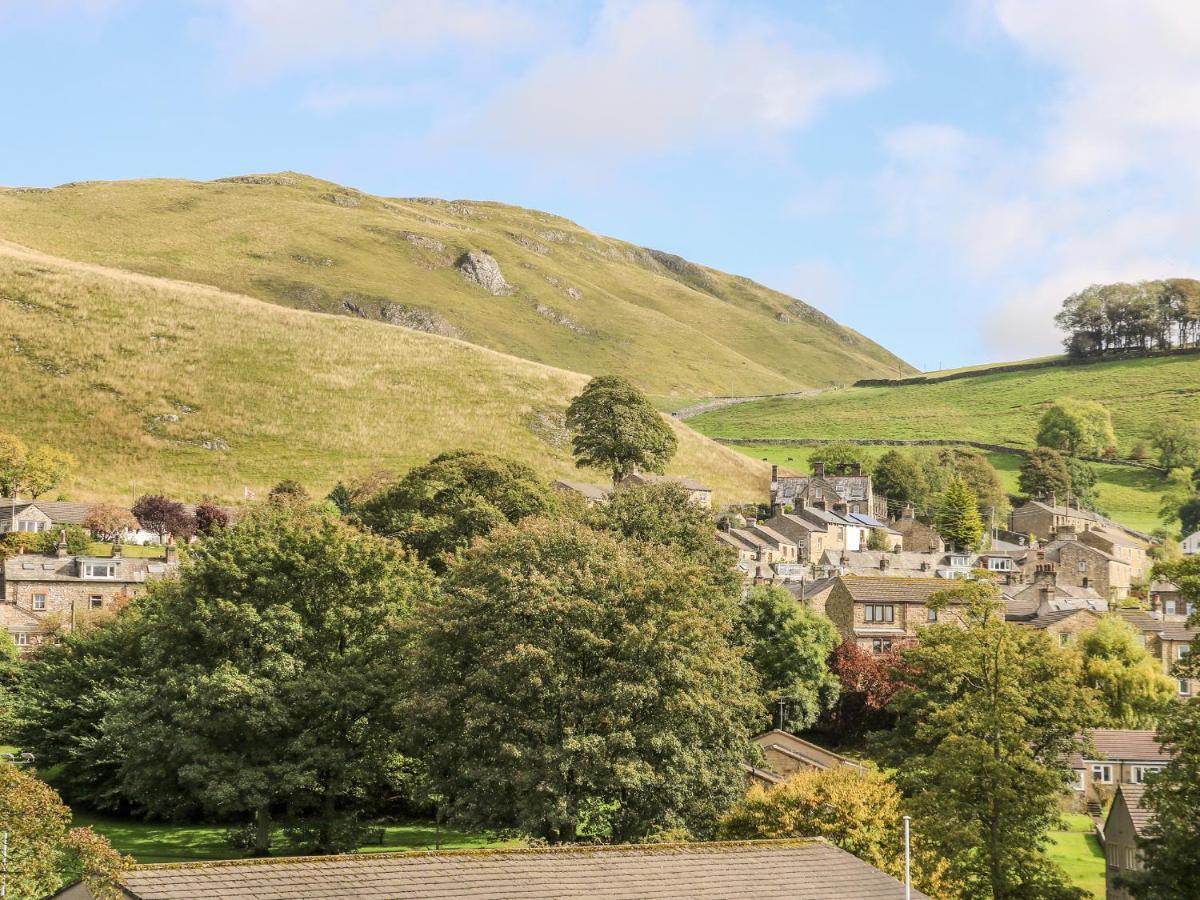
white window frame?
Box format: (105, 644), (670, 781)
(32, 593), (46, 611)
(14, 633), (28, 646)
(927, 607), (938, 623)
(871, 638), (893, 654)
(1165, 599), (1177, 615)
(89, 594), (103, 610)
(1131, 765), (1162, 784)
(1072, 769), (1085, 792)
(864, 604), (895, 624)
(17, 520), (46, 532)
(82, 562), (117, 579)
(1179, 679), (1192, 697)
(1091, 764), (1113, 784)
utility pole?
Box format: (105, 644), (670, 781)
(903, 815), (911, 900)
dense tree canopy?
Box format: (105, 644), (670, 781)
(1079, 616), (1176, 728)
(1152, 417), (1200, 470)
(131, 494), (190, 543)
(107, 504), (433, 854)
(806, 442), (872, 475)
(355, 450), (557, 571)
(877, 582), (1095, 899)
(1036, 400), (1116, 458)
(83, 503), (138, 543)
(0, 432), (75, 499)
(1055, 279), (1200, 357)
(1019, 447), (1072, 500)
(565, 375), (677, 483)
(405, 517), (759, 843)
(737, 586), (840, 732)
(871, 450), (926, 506)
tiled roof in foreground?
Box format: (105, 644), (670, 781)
(118, 839), (928, 900)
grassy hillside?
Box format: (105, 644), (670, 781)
(0, 240), (768, 506)
(692, 355), (1200, 453)
(0, 174), (912, 401)
(691, 355), (1200, 531)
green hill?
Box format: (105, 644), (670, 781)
(0, 239), (769, 506)
(0, 173), (912, 401)
(690, 355), (1200, 532)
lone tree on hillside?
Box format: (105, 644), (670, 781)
(1019, 447), (1073, 500)
(1152, 417), (1200, 470)
(933, 475), (984, 551)
(1036, 399), (1116, 458)
(565, 375), (677, 484)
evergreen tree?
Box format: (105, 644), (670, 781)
(933, 475), (984, 550)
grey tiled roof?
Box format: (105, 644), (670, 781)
(1088, 729), (1170, 763)
(3, 553), (175, 583)
(0, 499), (92, 527)
(1111, 784), (1155, 836)
(119, 840), (928, 900)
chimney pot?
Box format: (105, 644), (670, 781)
(813, 461), (825, 477)
(771, 464), (779, 482)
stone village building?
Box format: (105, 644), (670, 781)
(1, 535), (178, 653)
(823, 576), (968, 654)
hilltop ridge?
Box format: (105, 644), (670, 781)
(0, 172), (912, 399)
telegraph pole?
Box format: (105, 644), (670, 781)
(903, 815), (911, 900)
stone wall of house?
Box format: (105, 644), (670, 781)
(1056, 542), (1113, 598)
(5, 578), (143, 630)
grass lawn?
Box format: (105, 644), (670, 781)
(1047, 813), (1105, 899)
(72, 812), (517, 864)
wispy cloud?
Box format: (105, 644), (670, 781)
(469, 0), (884, 164)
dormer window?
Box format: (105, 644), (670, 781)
(986, 557), (1012, 572)
(950, 555), (969, 568)
(82, 561), (117, 579)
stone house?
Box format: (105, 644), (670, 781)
(1117, 609), (1198, 698)
(786, 575), (840, 617)
(760, 512), (830, 562)
(1046, 533), (1132, 601)
(1007, 606), (1103, 650)
(746, 729), (866, 788)
(824, 575), (966, 654)
(1069, 730), (1168, 814)
(769, 462), (884, 519)
(890, 504), (945, 553)
(1077, 525), (1151, 580)
(815, 549), (943, 579)
(1, 540), (178, 653)
(0, 499), (91, 535)
(1103, 784), (1152, 900)
(1148, 580), (1190, 617)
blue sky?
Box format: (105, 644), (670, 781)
(3, 0), (1198, 370)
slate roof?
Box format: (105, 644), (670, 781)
(1110, 784), (1155, 837)
(1009, 607), (1102, 629)
(624, 473), (711, 492)
(115, 840), (927, 900)
(3, 553), (173, 584)
(1088, 729), (1170, 763)
(0, 499), (91, 527)
(838, 576), (954, 603)
(1118, 609), (1198, 643)
(817, 550), (940, 576)
(553, 480), (611, 502)
(1015, 500), (1155, 542)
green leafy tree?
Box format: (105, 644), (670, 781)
(877, 582), (1095, 899)
(737, 585), (840, 732)
(942, 449), (1007, 519)
(326, 481), (353, 515)
(355, 450), (557, 571)
(933, 475), (984, 550)
(14, 608), (148, 810)
(83, 503), (138, 543)
(591, 481), (736, 592)
(1152, 417), (1200, 470)
(267, 478), (310, 504)
(565, 375), (677, 483)
(1036, 399), (1116, 457)
(22, 445), (76, 498)
(1124, 700), (1200, 898)
(107, 504), (433, 855)
(1078, 616), (1176, 728)
(0, 630), (19, 744)
(1179, 497), (1200, 536)
(1019, 448), (1072, 500)
(720, 767), (955, 898)
(1158, 467), (1198, 533)
(0, 764), (131, 899)
(405, 517), (760, 843)
(806, 442), (871, 475)
(1064, 457), (1100, 510)
(0, 431), (27, 496)
(871, 450), (926, 506)
(866, 527), (891, 551)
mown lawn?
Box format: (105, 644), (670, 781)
(72, 812), (517, 864)
(1047, 813), (1105, 899)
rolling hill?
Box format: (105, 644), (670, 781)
(689, 355), (1200, 532)
(0, 173), (912, 401)
(0, 239), (769, 506)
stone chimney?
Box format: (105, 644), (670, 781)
(771, 464), (779, 483)
(879, 556), (890, 571)
(1046, 491), (1057, 507)
(919, 559), (930, 572)
(111, 542), (123, 559)
(852, 462), (863, 476)
(812, 461), (825, 478)
(165, 535), (177, 564)
(55, 529), (68, 558)
(901, 502), (915, 521)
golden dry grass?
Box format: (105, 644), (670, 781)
(0, 241), (767, 506)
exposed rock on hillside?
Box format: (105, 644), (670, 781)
(508, 232), (552, 255)
(321, 190), (361, 208)
(457, 251), (513, 296)
(534, 303), (588, 335)
(214, 174), (297, 186)
(380, 302), (460, 338)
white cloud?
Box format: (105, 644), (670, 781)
(475, 0), (883, 161)
(879, 1), (1200, 360)
(199, 0), (549, 77)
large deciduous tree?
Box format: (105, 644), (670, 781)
(1078, 616), (1176, 728)
(83, 503), (138, 543)
(737, 585), (840, 733)
(565, 375), (677, 483)
(1036, 399), (1116, 458)
(405, 517), (759, 843)
(871, 450), (926, 507)
(23, 446), (77, 498)
(1152, 417), (1200, 470)
(107, 504), (433, 855)
(933, 475), (984, 550)
(131, 494), (189, 543)
(0, 765), (130, 899)
(806, 442), (871, 475)
(876, 582), (1095, 899)
(355, 450), (556, 571)
(1123, 700), (1200, 898)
